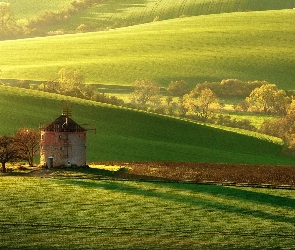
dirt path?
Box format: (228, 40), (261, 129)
(2, 162), (295, 187)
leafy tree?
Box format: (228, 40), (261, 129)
(196, 88), (220, 120)
(182, 93), (198, 115)
(0, 2), (11, 30)
(259, 102), (295, 155)
(80, 84), (97, 100)
(42, 79), (60, 93)
(15, 127), (39, 167)
(58, 68), (85, 97)
(195, 79), (265, 98)
(0, 2), (21, 39)
(235, 99), (250, 112)
(183, 88), (220, 120)
(246, 84), (291, 115)
(132, 79), (160, 106)
(167, 80), (190, 96)
(0, 135), (20, 172)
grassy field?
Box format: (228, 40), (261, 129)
(0, 86), (293, 165)
(8, 0), (295, 26)
(7, 0), (73, 20)
(1, 10), (294, 89)
(1, 174), (295, 249)
(47, 0), (295, 31)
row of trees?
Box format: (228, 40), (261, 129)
(131, 78), (295, 154)
(194, 79), (266, 98)
(26, 0), (104, 37)
(131, 78), (291, 117)
(37, 68), (124, 106)
(0, 0), (103, 40)
(5, 70), (295, 155)
(0, 128), (39, 173)
(10, 71), (291, 122)
(259, 103), (295, 155)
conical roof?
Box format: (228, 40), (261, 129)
(41, 115), (86, 132)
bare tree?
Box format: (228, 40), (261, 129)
(15, 127), (40, 167)
(0, 135), (20, 172)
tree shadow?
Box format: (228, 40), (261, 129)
(163, 182), (295, 210)
(62, 179), (295, 225)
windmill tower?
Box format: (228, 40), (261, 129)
(39, 103), (87, 168)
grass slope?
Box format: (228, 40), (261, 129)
(1, 10), (294, 89)
(1, 176), (295, 249)
(45, 0), (295, 31)
(7, 0), (73, 20)
(0, 86), (293, 165)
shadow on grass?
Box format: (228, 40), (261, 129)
(62, 178), (295, 226)
(2, 166), (127, 178)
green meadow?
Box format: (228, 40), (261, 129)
(1, 10), (295, 89)
(19, 0), (295, 30)
(0, 86), (293, 165)
(6, 0), (73, 20)
(1, 175), (295, 249)
(1, 2), (295, 249)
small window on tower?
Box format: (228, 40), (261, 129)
(58, 135), (62, 139)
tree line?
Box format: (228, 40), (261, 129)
(0, 0), (104, 40)
(35, 68), (124, 106)
(3, 69), (295, 157)
(130, 78), (295, 154)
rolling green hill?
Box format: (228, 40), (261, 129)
(9, 0), (295, 31)
(0, 86), (293, 165)
(1, 10), (294, 89)
(61, 0), (295, 31)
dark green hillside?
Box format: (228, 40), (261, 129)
(0, 86), (293, 165)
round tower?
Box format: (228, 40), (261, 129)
(40, 112), (87, 168)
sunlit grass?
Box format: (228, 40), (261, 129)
(8, 0), (73, 20)
(60, 0), (295, 31)
(1, 10), (294, 90)
(0, 176), (295, 249)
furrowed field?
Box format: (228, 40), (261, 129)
(1, 10), (295, 89)
(30, 0), (295, 31)
(1, 173), (295, 249)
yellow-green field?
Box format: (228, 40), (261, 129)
(1, 10), (295, 89)
(1, 175), (295, 249)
